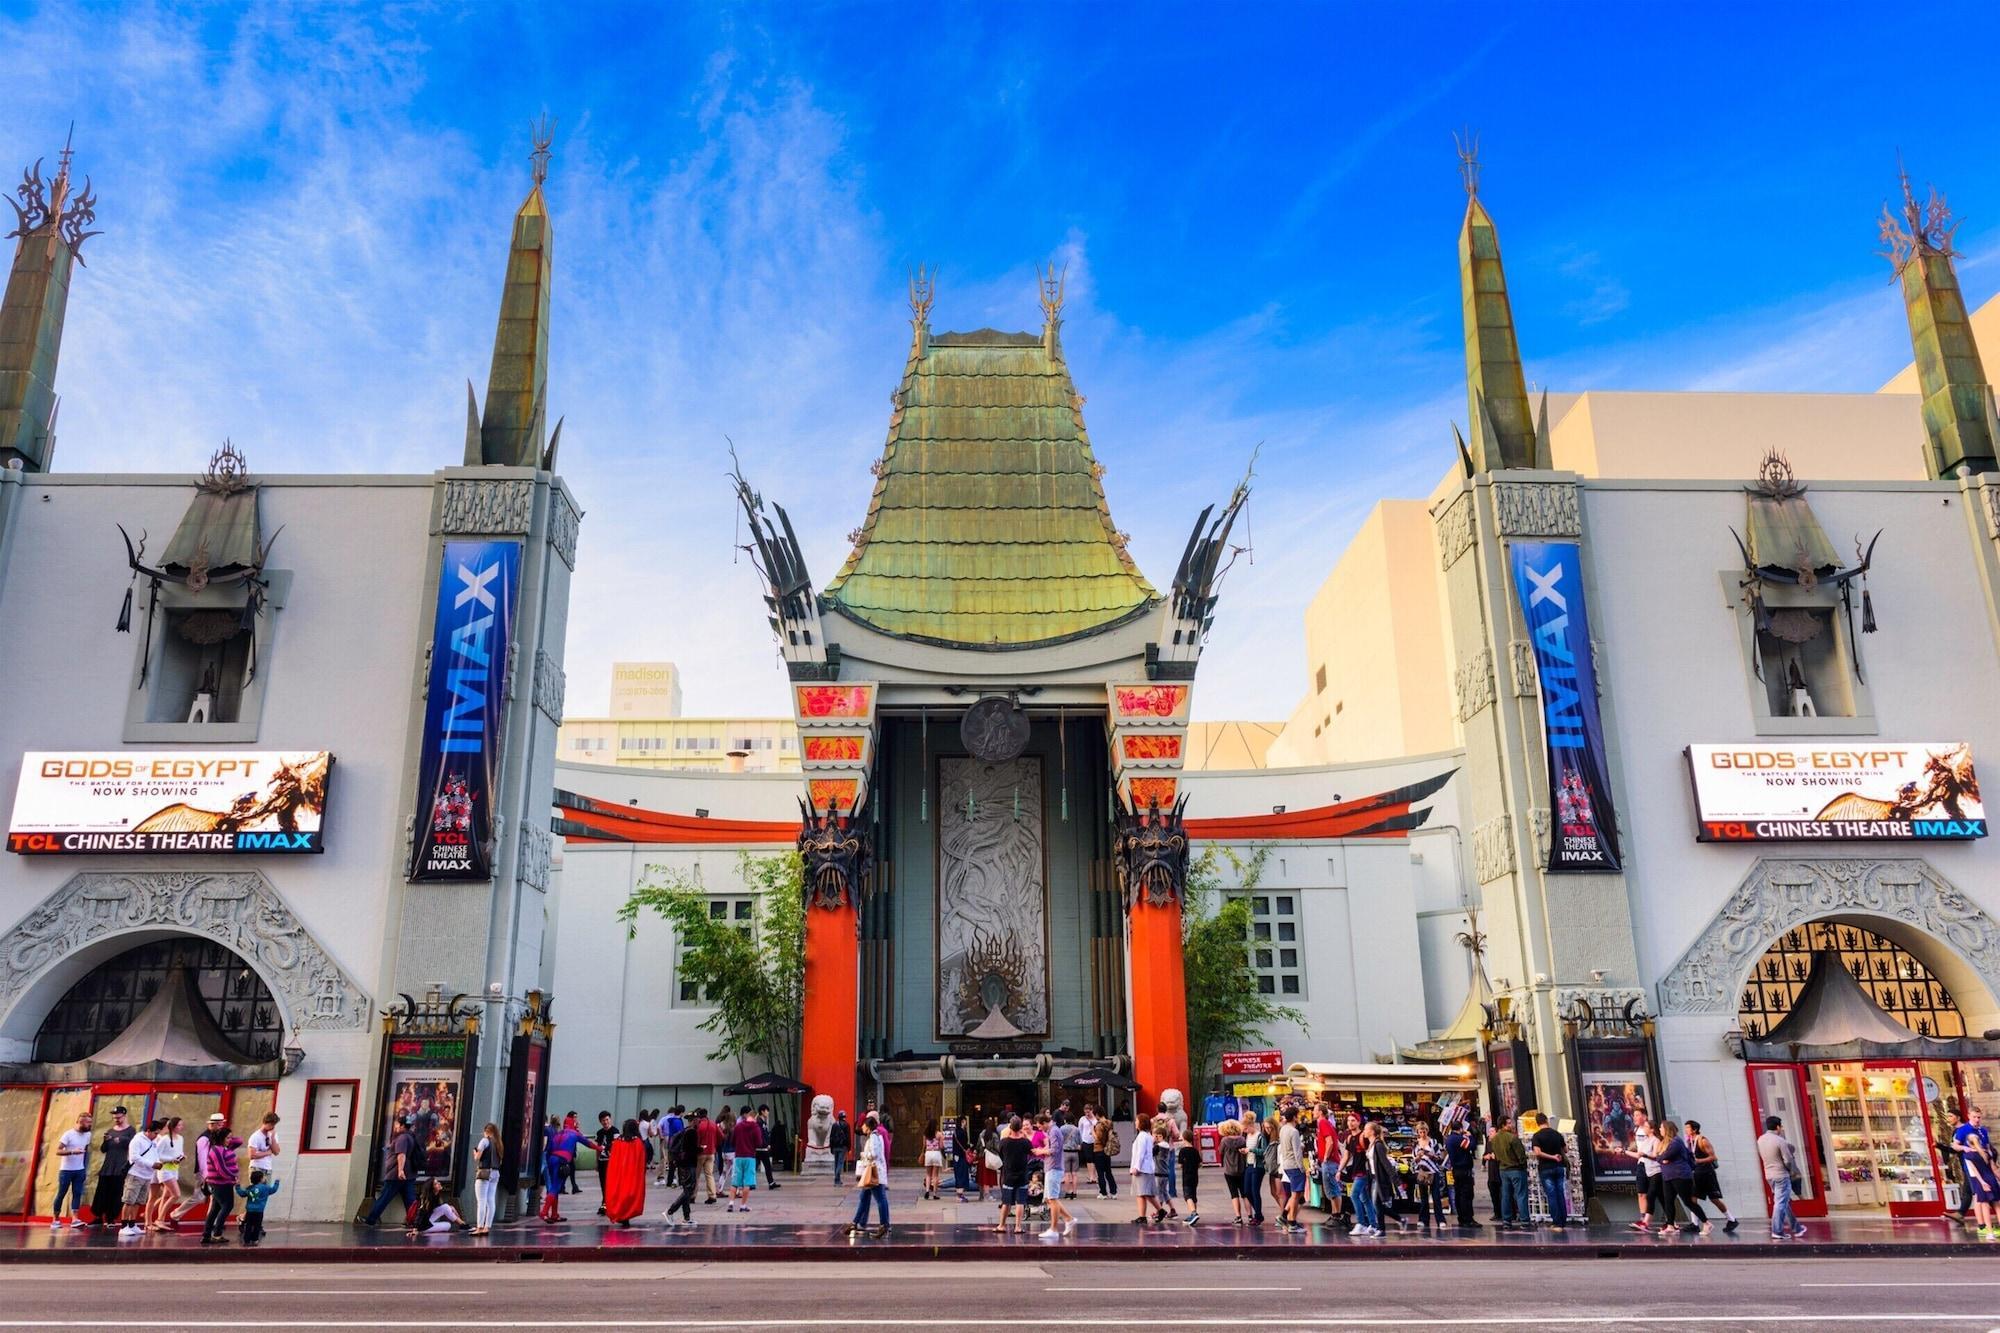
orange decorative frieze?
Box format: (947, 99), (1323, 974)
(802, 734), (866, 763)
(1126, 776), (1179, 810)
(795, 684), (874, 721)
(806, 777), (860, 813)
(1112, 684), (1189, 721)
(1121, 733), (1183, 761)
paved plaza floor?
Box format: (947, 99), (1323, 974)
(6, 1172), (1997, 1263)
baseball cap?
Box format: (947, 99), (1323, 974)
(111, 1105), (129, 1115)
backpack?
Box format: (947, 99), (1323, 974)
(1106, 1125), (1121, 1157)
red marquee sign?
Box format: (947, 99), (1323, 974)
(1220, 1049), (1285, 1078)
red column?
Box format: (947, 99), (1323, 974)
(800, 901), (860, 1115)
(1126, 896), (1189, 1117)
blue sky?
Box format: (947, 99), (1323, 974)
(5, 2), (1998, 721)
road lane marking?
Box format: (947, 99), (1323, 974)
(1801, 1281), (2000, 1287)
(0, 1316), (1995, 1328)
(1044, 1287), (1302, 1293)
(215, 1290), (487, 1296)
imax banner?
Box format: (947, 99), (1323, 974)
(1510, 540), (1622, 873)
(409, 540), (520, 882)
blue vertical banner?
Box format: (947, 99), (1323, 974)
(1509, 540), (1622, 873)
(409, 540), (521, 882)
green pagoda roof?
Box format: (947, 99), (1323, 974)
(824, 316), (1158, 648)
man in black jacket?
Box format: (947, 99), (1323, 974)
(828, 1111), (853, 1186)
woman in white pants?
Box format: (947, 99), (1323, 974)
(472, 1123), (502, 1235)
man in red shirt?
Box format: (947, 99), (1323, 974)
(1315, 1103), (1346, 1225)
(728, 1105), (766, 1212)
(694, 1108), (721, 1204)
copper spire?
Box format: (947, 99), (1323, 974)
(530, 114), (554, 189)
(0, 127), (99, 471)
(470, 120), (556, 468)
(1881, 158), (1994, 477)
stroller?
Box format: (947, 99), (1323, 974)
(1026, 1160), (1050, 1222)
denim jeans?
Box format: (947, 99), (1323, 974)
(1414, 1178), (1446, 1225)
(1094, 1152), (1117, 1195)
(1243, 1164), (1266, 1221)
(1767, 1173), (1797, 1236)
(831, 1152), (845, 1186)
(851, 1183), (889, 1227)
(951, 1154), (969, 1194)
(53, 1170), (86, 1218)
(1348, 1176), (1378, 1230)
(364, 1175), (415, 1225)
(1538, 1167), (1569, 1225)
(1500, 1168), (1529, 1224)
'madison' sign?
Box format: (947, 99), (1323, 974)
(7, 751), (333, 854)
(1686, 743), (1986, 842)
(1510, 540), (1622, 873)
(409, 540), (521, 882)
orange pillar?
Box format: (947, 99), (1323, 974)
(800, 901), (860, 1115)
(1126, 896), (1189, 1117)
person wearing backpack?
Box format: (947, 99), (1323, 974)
(661, 1118), (701, 1226)
(362, 1114), (419, 1228)
(1093, 1114), (1119, 1198)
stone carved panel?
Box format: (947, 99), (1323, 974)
(532, 649), (566, 722)
(1528, 807), (1552, 869)
(1655, 858), (2000, 1015)
(1472, 814), (1516, 884)
(1454, 648), (1495, 723)
(0, 870), (370, 1032)
(1435, 491), (1476, 570)
(1553, 986), (1648, 1027)
(937, 756), (1050, 1038)
(1985, 484), (2000, 542)
(1493, 480), (1581, 537)
(440, 478), (535, 535)
(1509, 640), (1538, 697)
(516, 822), (553, 893)
(548, 489), (581, 570)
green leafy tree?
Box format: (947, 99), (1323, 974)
(617, 850), (806, 1080)
(1183, 845), (1306, 1094)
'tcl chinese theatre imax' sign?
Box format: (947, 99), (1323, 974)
(7, 751), (334, 854)
(1685, 743), (1985, 842)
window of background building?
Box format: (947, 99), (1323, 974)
(674, 897), (755, 1005)
(1315, 665), (1327, 694)
(1236, 892), (1304, 997)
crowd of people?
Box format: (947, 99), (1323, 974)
(46, 1104), (287, 1247)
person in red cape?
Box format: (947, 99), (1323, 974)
(604, 1119), (647, 1227)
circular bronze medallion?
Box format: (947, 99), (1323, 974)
(961, 696), (1030, 762)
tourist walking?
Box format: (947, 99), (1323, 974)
(1242, 1114), (1269, 1226)
(1953, 1104), (2000, 1238)
(1369, 1120), (1410, 1233)
(1409, 1121), (1447, 1230)
(1486, 1112), (1528, 1230)
(237, 1169), (279, 1247)
(1756, 1115), (1809, 1240)
(175, 1113), (229, 1226)
(200, 1129), (242, 1245)
(995, 1115), (1034, 1233)
(1651, 1118), (1707, 1234)
(50, 1110), (90, 1228)
(1315, 1102), (1347, 1227)
(1218, 1118), (1249, 1224)
(1684, 1120), (1740, 1232)
(1038, 1115), (1075, 1238)
(605, 1119), (647, 1227)
(1528, 1112), (1571, 1230)
(848, 1113), (889, 1237)
(946, 1115), (970, 1201)
(1445, 1108), (1479, 1228)
(1341, 1114), (1377, 1236)
(1275, 1105), (1307, 1233)
(593, 1111), (616, 1215)
(364, 1116), (421, 1227)
(90, 1105), (136, 1230)
(661, 1114), (699, 1227)
(1060, 1111), (1082, 1198)
(758, 1105), (784, 1189)
(922, 1120), (944, 1199)
(828, 1110), (852, 1187)
(1178, 1118), (1202, 1226)
(1630, 1114), (1662, 1232)
(471, 1123), (500, 1235)
(1152, 1119), (1182, 1224)
(728, 1104), (763, 1212)
(716, 1106), (736, 1189)
(117, 1118), (158, 1239)
(1092, 1112), (1118, 1198)
(1129, 1114), (1158, 1225)
(695, 1107), (720, 1202)
(148, 1116), (185, 1232)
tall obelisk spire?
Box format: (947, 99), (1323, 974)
(1455, 132), (1544, 472)
(0, 128), (101, 472)
(1882, 162), (1997, 478)
(469, 117), (556, 469)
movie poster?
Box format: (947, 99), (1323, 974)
(409, 540), (521, 882)
(1509, 540), (1622, 873)
(1580, 1056), (1650, 1187)
(386, 1069), (463, 1182)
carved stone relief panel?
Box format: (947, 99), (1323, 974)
(548, 489), (581, 570)
(1493, 481), (1581, 538)
(1454, 648), (1496, 722)
(1435, 490), (1476, 571)
(1473, 814), (1516, 884)
(1655, 858), (2000, 1015)
(440, 478), (535, 535)
(532, 649), (566, 722)
(516, 822), (553, 893)
(937, 756), (1050, 1039)
(1509, 640), (1538, 697)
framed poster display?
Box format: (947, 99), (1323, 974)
(301, 1078), (359, 1154)
(371, 1032), (477, 1189)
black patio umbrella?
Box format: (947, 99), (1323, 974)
(724, 1072), (812, 1096)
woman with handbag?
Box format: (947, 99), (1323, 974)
(1241, 1116), (1268, 1226)
(848, 1114), (890, 1237)
(471, 1124), (501, 1235)
(1369, 1122), (1410, 1234)
(1409, 1121), (1447, 1230)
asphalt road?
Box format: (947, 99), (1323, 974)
(4, 1257), (2000, 1330)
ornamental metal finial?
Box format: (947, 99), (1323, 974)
(1453, 128), (1481, 197)
(909, 263), (936, 324)
(1038, 260), (1067, 323)
(8, 124), (102, 262)
(530, 114), (555, 188)
(1879, 155), (1958, 270)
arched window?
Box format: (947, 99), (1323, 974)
(1738, 920), (1964, 1040)
(33, 938), (283, 1063)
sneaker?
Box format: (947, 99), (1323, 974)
(119, 1225), (142, 1239)
(1698, 1222), (1713, 1236)
(1790, 1226), (1808, 1238)
(1063, 1220), (1076, 1236)
(1627, 1221), (1650, 1232)
(69, 1219), (88, 1229)
(1185, 1213), (1199, 1226)
(1039, 1227), (1060, 1240)
(48, 1220), (61, 1230)
(1723, 1218), (1739, 1234)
